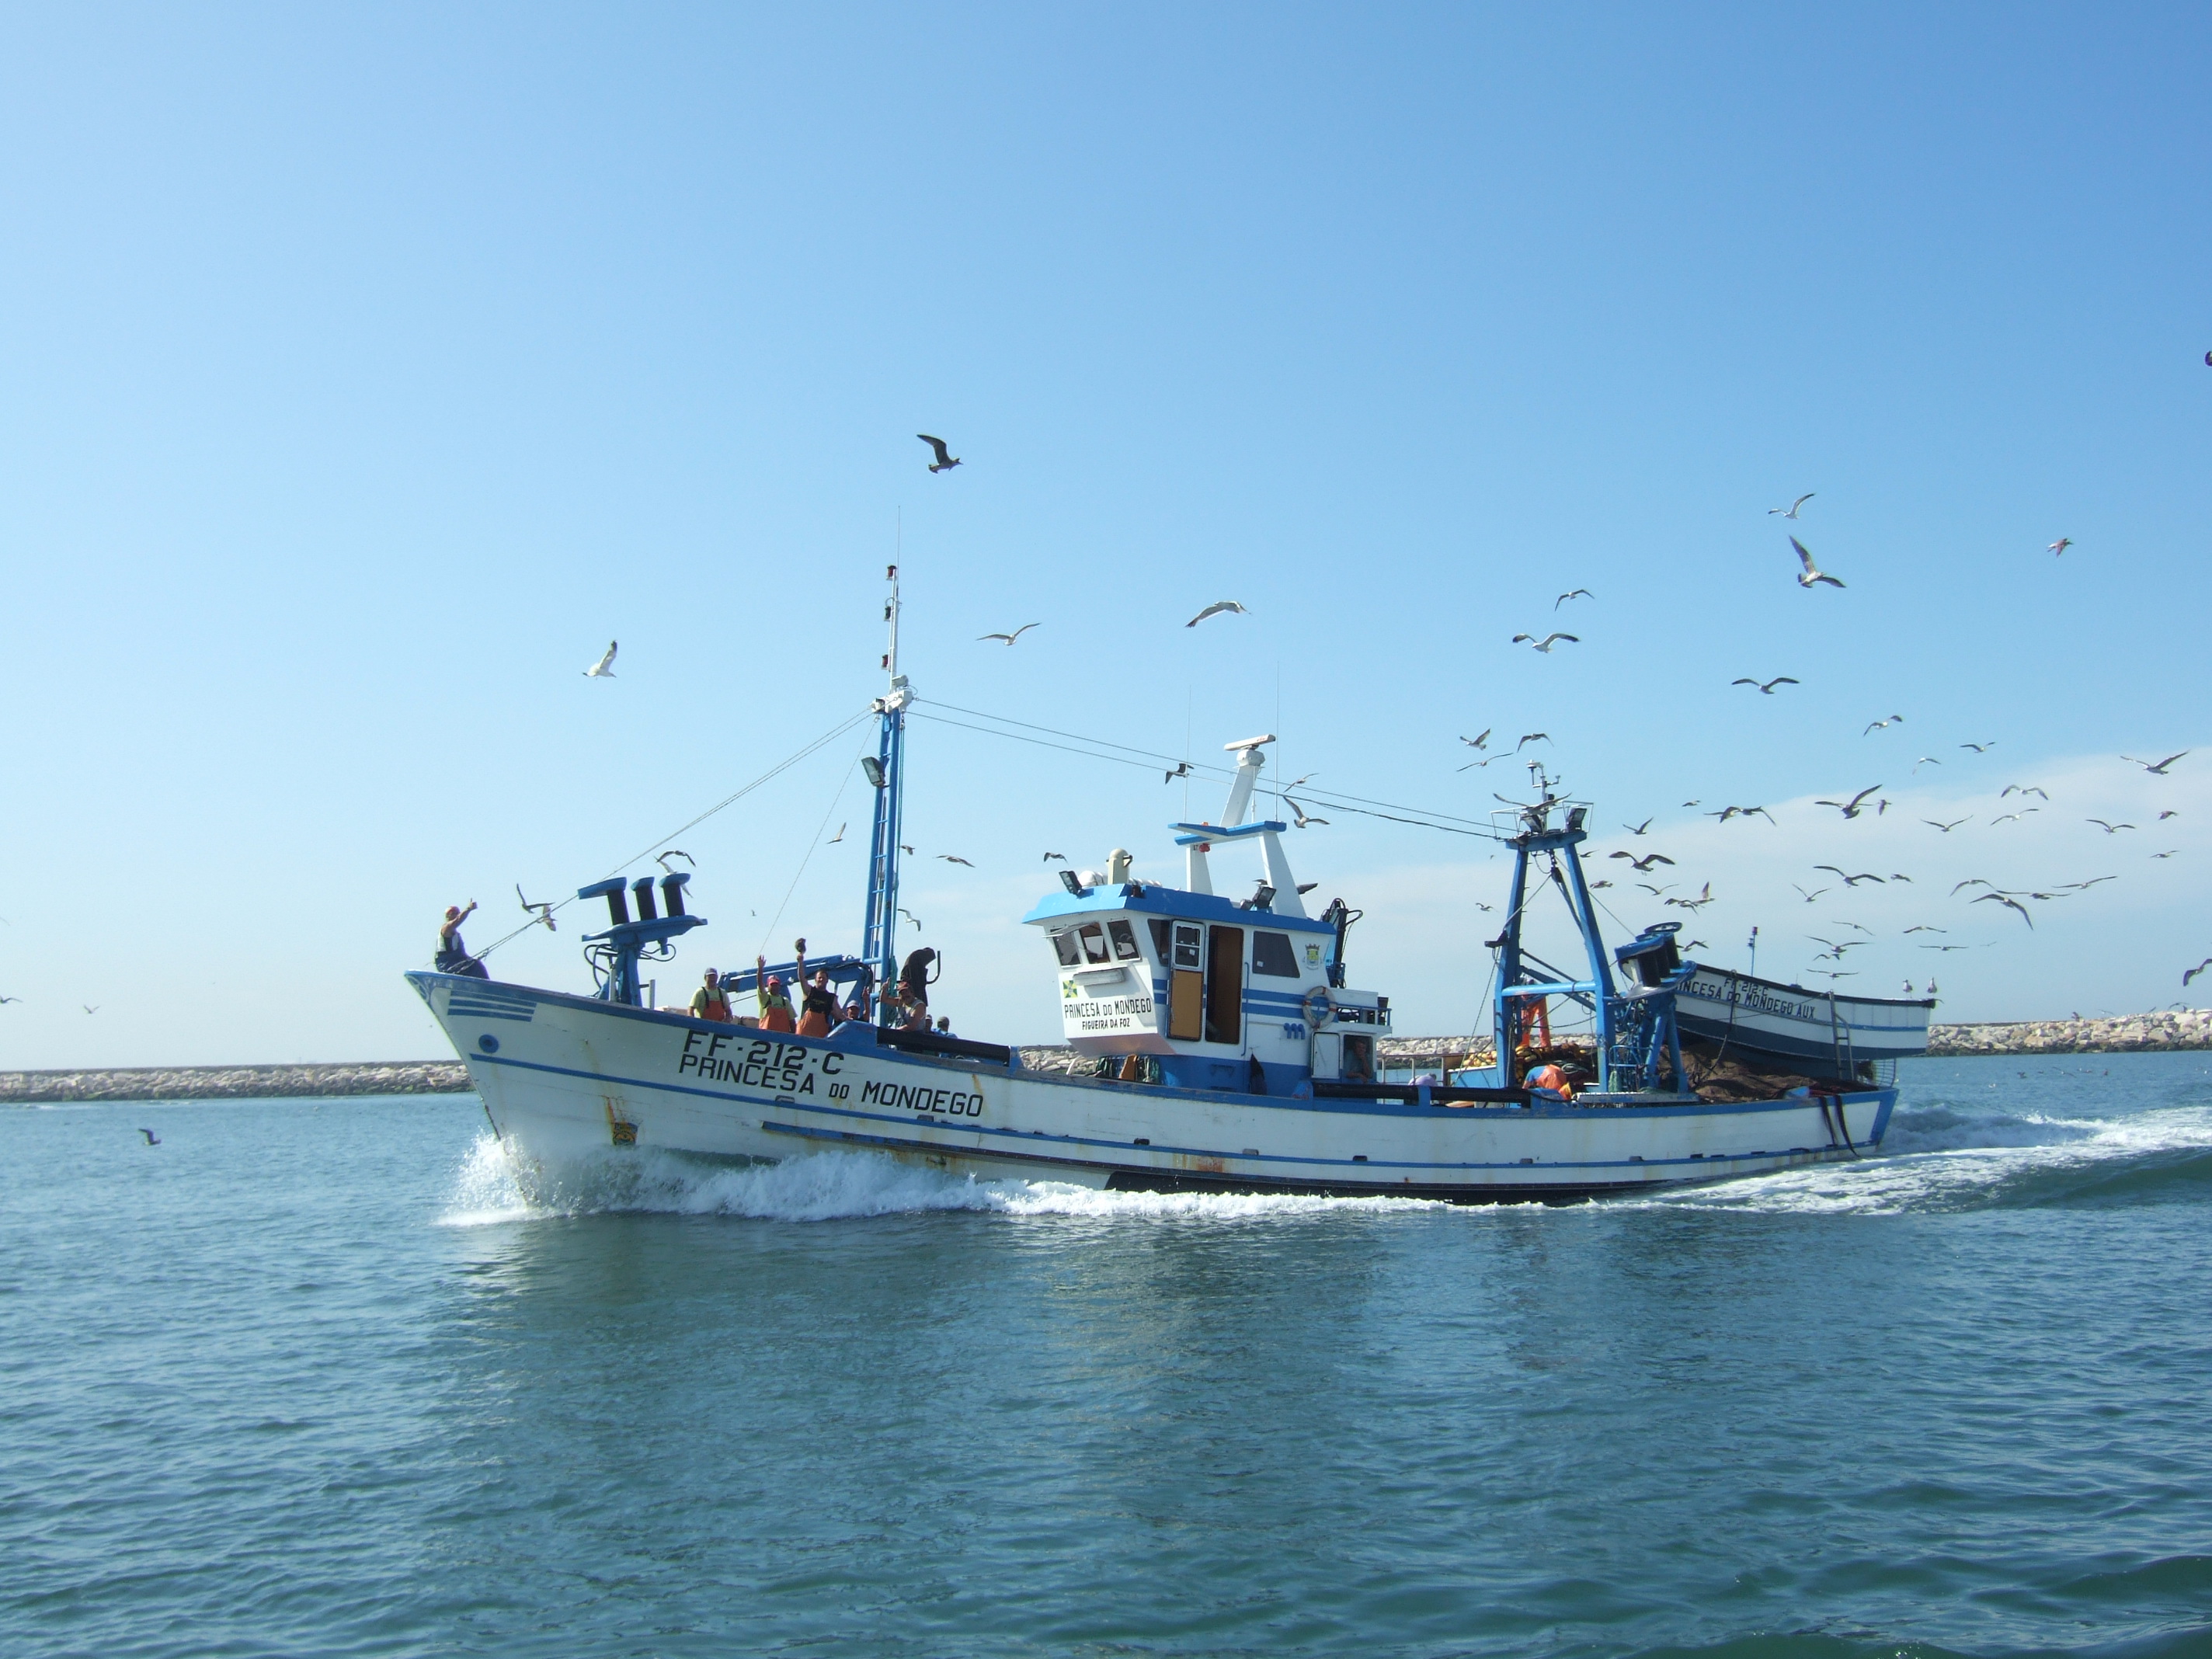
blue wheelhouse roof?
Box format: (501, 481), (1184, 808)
(1021, 882), (1336, 934)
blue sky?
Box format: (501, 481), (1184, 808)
(4, 4), (2209, 1066)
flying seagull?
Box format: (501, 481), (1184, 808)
(1042, 851), (1066, 862)
(936, 854), (976, 867)
(1960, 741), (1996, 753)
(1515, 733), (1551, 751)
(2186, 958), (2212, 986)
(1914, 756), (1942, 771)
(827, 823), (846, 844)
(1609, 850), (1675, 871)
(1769, 492), (1815, 519)
(1511, 632), (1579, 652)
(1903, 925), (1947, 935)
(1623, 819), (1653, 836)
(1814, 785), (1883, 819)
(515, 885), (557, 932)
(977, 624), (1040, 645)
(1792, 885), (1828, 903)
(897, 907), (921, 929)
(2048, 538), (2073, 556)
(1814, 866), (1885, 886)
(1459, 730), (1492, 750)
(1733, 676), (1800, 694)
(138, 1127), (160, 1145)
(917, 434), (962, 472)
(1187, 600), (1249, 628)
(1925, 816), (1970, 833)
(2123, 752), (2189, 775)
(2161, 810), (2179, 820)
(583, 641), (617, 678)
(1285, 798), (1330, 829)
(1554, 589), (1594, 609)
(2087, 819), (2136, 834)
(656, 850), (694, 870)
(83, 1004), (99, 1014)
(1707, 805), (1776, 824)
(1974, 892), (2035, 927)
(1163, 761), (1191, 784)
(0, 995), (19, 1004)
(1791, 537), (1845, 589)
(1864, 715), (1904, 735)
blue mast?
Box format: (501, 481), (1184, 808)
(860, 561), (911, 1014)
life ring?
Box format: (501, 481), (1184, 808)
(1303, 986), (1334, 1029)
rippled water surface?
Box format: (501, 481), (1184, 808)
(5, 1054), (2212, 1657)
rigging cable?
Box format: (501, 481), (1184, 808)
(443, 705), (877, 969)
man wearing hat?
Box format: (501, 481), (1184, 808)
(754, 954), (798, 1033)
(689, 969), (732, 1023)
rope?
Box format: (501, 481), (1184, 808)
(439, 706), (876, 968)
(756, 752), (864, 958)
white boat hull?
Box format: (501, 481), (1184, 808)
(413, 972), (1898, 1201)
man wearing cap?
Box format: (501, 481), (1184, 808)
(690, 969), (732, 1023)
(755, 954), (797, 1033)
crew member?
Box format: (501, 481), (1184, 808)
(798, 969), (839, 1037)
(436, 902), (489, 979)
(690, 969), (732, 1022)
(755, 955), (797, 1033)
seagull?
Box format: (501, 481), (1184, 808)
(1042, 851), (1066, 862)
(2160, 810), (2179, 820)
(827, 823), (846, 844)
(1515, 733), (1551, 751)
(897, 908), (921, 929)
(1914, 756), (1942, 771)
(138, 1128), (160, 1145)
(1769, 492), (1816, 519)
(936, 854), (976, 867)
(1682, 800), (1701, 808)
(1511, 633), (1579, 653)
(2001, 785), (2050, 800)
(1864, 715), (1904, 735)
(1163, 761), (1191, 784)
(1591, 879), (1614, 889)
(2087, 819), (2136, 834)
(1792, 885), (1828, 904)
(977, 624), (1040, 645)
(1708, 805), (1776, 824)
(656, 850), (694, 870)
(1953, 878), (1994, 895)
(2048, 538), (2072, 556)
(83, 1005), (99, 1014)
(1460, 730), (1492, 750)
(1285, 798), (1330, 829)
(1733, 676), (1800, 694)
(1610, 851), (1675, 871)
(1791, 537), (1845, 589)
(1974, 892), (2035, 927)
(1815, 786), (1883, 819)
(2153, 850), (2179, 860)
(2186, 958), (2212, 986)
(583, 641), (617, 678)
(1925, 816), (1970, 833)
(1991, 810), (2040, 825)
(2123, 752), (2189, 775)
(0, 995), (20, 1003)
(900, 844), (915, 855)
(917, 434), (962, 472)
(1555, 589), (1594, 609)
(515, 885), (557, 932)
(1890, 873), (1915, 883)
(1186, 600), (1248, 628)
(1665, 882), (1714, 911)
(1903, 925), (1947, 934)
(1960, 742), (1996, 753)
(2058, 877), (2116, 890)
(1815, 866), (1885, 886)
(1636, 882), (1676, 897)
(1284, 774), (1316, 789)
(1922, 944), (1969, 951)
(1622, 819), (1654, 836)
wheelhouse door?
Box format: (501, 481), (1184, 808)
(1205, 925), (1243, 1046)
(1167, 922), (1205, 1042)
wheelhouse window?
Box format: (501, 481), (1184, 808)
(1170, 923), (1203, 969)
(1079, 922), (1111, 965)
(1251, 930), (1300, 978)
(1108, 920), (1143, 962)
(1050, 929), (1081, 968)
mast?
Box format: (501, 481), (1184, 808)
(861, 561), (911, 1011)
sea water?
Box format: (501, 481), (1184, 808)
(4, 1053), (2210, 1658)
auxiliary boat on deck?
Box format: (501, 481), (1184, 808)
(410, 569), (1928, 1202)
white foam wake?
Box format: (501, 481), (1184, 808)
(436, 1132), (1452, 1227)
(1630, 1095), (2212, 1216)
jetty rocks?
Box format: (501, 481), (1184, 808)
(1925, 1008), (2212, 1056)
(0, 1062), (470, 1104)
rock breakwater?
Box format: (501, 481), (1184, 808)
(2, 1063), (471, 1104)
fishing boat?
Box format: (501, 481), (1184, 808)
(409, 569), (1927, 1201)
